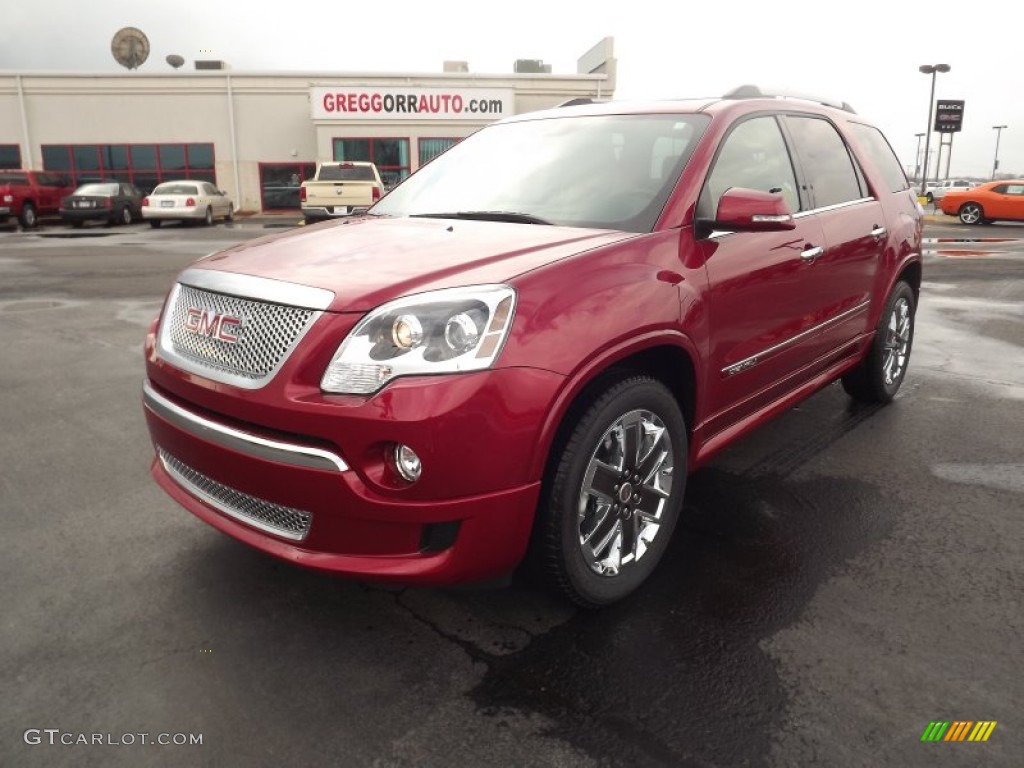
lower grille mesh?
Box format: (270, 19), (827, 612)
(158, 448), (312, 541)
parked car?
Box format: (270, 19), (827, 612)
(60, 182), (144, 227)
(300, 161), (384, 223)
(938, 180), (1024, 224)
(141, 180), (234, 227)
(142, 86), (922, 607)
(926, 178), (977, 203)
(0, 170), (75, 229)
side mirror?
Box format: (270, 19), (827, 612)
(706, 187), (796, 232)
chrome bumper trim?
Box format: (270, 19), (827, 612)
(143, 380), (348, 472)
(157, 448), (312, 541)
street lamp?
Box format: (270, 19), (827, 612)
(992, 125), (1008, 180)
(914, 132), (925, 183)
(919, 64), (950, 196)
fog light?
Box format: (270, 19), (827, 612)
(393, 444), (422, 483)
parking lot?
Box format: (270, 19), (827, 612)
(1, 217), (1021, 766)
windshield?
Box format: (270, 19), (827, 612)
(373, 113), (709, 233)
(75, 183), (119, 196)
(153, 183), (199, 195)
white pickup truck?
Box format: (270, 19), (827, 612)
(299, 161), (384, 223)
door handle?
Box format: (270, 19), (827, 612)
(800, 245), (824, 261)
(871, 225), (887, 239)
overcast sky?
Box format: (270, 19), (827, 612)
(1, 0), (1020, 178)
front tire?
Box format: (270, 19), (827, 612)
(958, 202), (983, 225)
(20, 203), (37, 229)
(148, 220), (161, 229)
(532, 376), (687, 607)
(121, 206), (133, 225)
(841, 281), (915, 403)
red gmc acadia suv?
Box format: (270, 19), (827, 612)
(142, 87), (922, 606)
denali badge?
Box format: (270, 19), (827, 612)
(185, 307), (241, 343)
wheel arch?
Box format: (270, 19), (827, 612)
(531, 337), (699, 486)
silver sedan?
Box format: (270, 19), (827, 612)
(142, 181), (234, 227)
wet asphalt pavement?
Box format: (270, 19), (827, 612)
(1, 218), (1021, 767)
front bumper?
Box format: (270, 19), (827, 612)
(142, 360), (564, 584)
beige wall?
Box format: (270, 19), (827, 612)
(0, 69), (612, 212)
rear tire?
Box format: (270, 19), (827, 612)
(958, 202), (983, 225)
(532, 376), (687, 607)
(70, 220), (84, 229)
(841, 281), (915, 403)
(204, 207), (213, 226)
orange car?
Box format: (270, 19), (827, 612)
(938, 180), (1024, 224)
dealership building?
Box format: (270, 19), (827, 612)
(0, 39), (615, 213)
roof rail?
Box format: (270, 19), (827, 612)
(723, 85), (856, 114)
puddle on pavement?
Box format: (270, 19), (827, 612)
(472, 470), (894, 766)
(35, 232), (116, 239)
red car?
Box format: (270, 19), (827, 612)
(937, 180), (1024, 224)
(143, 87), (922, 606)
(0, 169), (75, 229)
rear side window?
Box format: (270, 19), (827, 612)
(785, 116), (865, 208)
(849, 123), (911, 193)
(0, 171), (28, 184)
(318, 165), (376, 181)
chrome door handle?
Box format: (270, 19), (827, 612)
(800, 246), (824, 261)
(871, 226), (887, 239)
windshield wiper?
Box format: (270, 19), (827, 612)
(410, 211), (552, 225)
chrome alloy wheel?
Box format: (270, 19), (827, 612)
(882, 297), (912, 386)
(577, 409), (674, 576)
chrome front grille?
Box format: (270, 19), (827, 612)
(158, 448), (312, 541)
(159, 283), (318, 388)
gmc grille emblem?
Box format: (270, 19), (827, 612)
(185, 307), (242, 343)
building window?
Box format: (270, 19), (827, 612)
(333, 138), (410, 189)
(418, 138), (459, 166)
(259, 162), (315, 210)
(0, 145), (21, 169)
(40, 143), (216, 194)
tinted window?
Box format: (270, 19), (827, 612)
(131, 146), (158, 170)
(187, 144), (214, 168)
(103, 145), (131, 171)
(0, 145), (20, 169)
(786, 116), (864, 207)
(159, 145), (187, 171)
(849, 123), (909, 193)
(0, 171), (29, 183)
(1006, 184), (1024, 196)
(42, 146), (71, 171)
(699, 115), (800, 217)
(72, 146), (100, 171)
(318, 165), (377, 181)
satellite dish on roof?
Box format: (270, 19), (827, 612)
(111, 27), (150, 70)
(166, 54), (185, 69)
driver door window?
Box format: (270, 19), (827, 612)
(700, 116), (800, 218)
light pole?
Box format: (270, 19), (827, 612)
(992, 125), (1007, 180)
(914, 132), (925, 183)
(919, 64), (950, 196)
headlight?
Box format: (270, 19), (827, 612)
(321, 285), (516, 394)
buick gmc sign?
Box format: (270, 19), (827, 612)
(311, 86), (513, 121)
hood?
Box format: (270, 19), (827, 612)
(192, 216), (637, 311)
